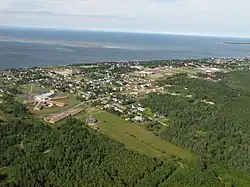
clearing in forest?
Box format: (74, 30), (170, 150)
(92, 110), (193, 159)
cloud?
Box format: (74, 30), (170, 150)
(0, 0), (250, 37)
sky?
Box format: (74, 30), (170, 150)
(0, 0), (250, 37)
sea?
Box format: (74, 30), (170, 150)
(0, 27), (250, 69)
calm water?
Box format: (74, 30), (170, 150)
(0, 27), (250, 69)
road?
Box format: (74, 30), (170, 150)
(28, 84), (33, 94)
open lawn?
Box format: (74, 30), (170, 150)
(166, 68), (200, 76)
(142, 107), (155, 118)
(19, 84), (52, 94)
(30, 85), (52, 94)
(92, 110), (193, 159)
(19, 85), (31, 93)
(75, 107), (100, 120)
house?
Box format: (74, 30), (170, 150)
(34, 90), (55, 102)
(113, 103), (126, 112)
(137, 107), (145, 112)
(86, 115), (98, 123)
(133, 116), (144, 122)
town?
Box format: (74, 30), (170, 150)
(0, 57), (250, 128)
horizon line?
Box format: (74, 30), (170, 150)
(1, 25), (250, 39)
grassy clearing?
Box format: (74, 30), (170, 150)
(142, 107), (155, 118)
(31, 85), (52, 94)
(19, 84), (52, 94)
(0, 77), (5, 81)
(92, 110), (193, 159)
(164, 68), (200, 78)
(75, 107), (100, 120)
(19, 85), (31, 93)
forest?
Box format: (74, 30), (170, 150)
(0, 96), (163, 186)
(0, 94), (240, 186)
(141, 71), (250, 177)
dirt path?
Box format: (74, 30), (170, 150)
(28, 84), (33, 94)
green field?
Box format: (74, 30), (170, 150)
(167, 68), (200, 75)
(142, 107), (155, 118)
(92, 110), (193, 159)
(30, 85), (52, 94)
(19, 84), (52, 94)
(75, 107), (100, 120)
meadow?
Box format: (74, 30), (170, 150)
(92, 110), (193, 159)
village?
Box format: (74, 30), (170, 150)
(0, 57), (250, 128)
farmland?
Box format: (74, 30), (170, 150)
(92, 110), (193, 159)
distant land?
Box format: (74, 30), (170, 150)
(220, 41), (250, 45)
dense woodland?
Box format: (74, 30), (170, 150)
(0, 97), (163, 186)
(141, 72), (250, 176)
(1, 96), (238, 186)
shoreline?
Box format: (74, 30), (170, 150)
(0, 56), (249, 70)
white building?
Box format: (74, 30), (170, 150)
(34, 90), (55, 102)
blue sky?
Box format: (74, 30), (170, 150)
(0, 0), (250, 37)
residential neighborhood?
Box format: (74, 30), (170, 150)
(0, 57), (250, 125)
